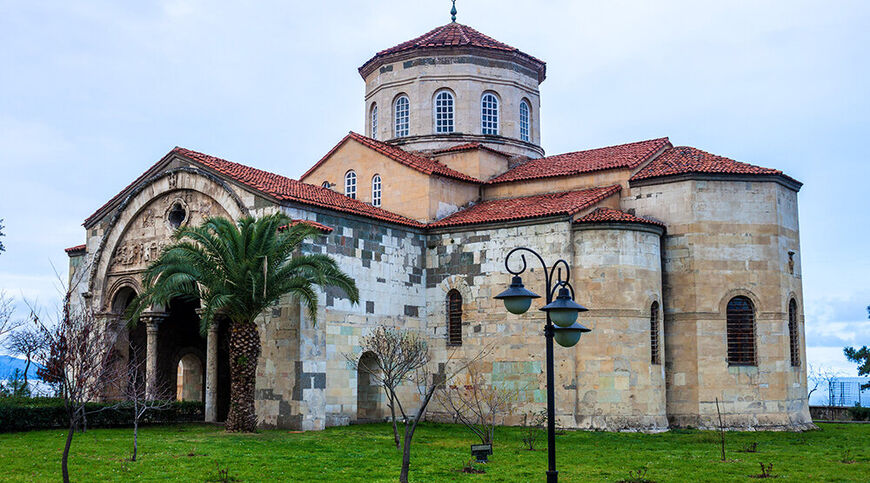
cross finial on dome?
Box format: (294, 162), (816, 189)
(450, 0), (457, 22)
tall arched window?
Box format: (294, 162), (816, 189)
(788, 298), (800, 367)
(727, 296), (756, 366)
(447, 289), (462, 346)
(394, 95), (410, 138)
(370, 103), (378, 139)
(434, 90), (454, 133)
(344, 170), (357, 199)
(481, 92), (499, 135)
(519, 99), (530, 142)
(371, 174), (382, 207)
(650, 301), (660, 365)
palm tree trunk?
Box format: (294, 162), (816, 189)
(225, 320), (261, 432)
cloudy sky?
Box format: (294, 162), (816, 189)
(0, 1), (867, 382)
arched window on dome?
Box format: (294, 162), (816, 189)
(726, 296), (756, 366)
(434, 90), (454, 134)
(788, 298), (800, 367)
(481, 92), (499, 135)
(650, 301), (660, 365)
(344, 170), (357, 199)
(370, 103), (378, 140)
(371, 174), (382, 207)
(394, 95), (410, 138)
(519, 99), (531, 142)
(447, 289), (462, 346)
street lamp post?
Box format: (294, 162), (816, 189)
(494, 247), (590, 483)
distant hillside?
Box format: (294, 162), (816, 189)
(0, 355), (43, 381)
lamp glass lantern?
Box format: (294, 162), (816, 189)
(553, 321), (591, 347)
(540, 287), (587, 327)
(494, 275), (541, 314)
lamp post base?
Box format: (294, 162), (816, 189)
(547, 469), (558, 482)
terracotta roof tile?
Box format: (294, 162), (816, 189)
(301, 132), (480, 184)
(489, 137), (670, 184)
(279, 220), (334, 233)
(630, 146), (800, 184)
(429, 185), (621, 228)
(574, 207), (665, 228)
(64, 244), (86, 254)
(431, 143), (512, 158)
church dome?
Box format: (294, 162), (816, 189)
(359, 21), (546, 158)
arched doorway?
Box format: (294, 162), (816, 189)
(357, 351), (382, 421)
(110, 286), (144, 399)
(176, 353), (204, 402)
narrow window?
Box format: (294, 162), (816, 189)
(519, 99), (530, 142)
(321, 181), (330, 188)
(371, 174), (382, 207)
(727, 296), (756, 366)
(789, 298), (800, 367)
(394, 95), (410, 138)
(447, 289), (462, 346)
(434, 90), (454, 134)
(481, 92), (499, 135)
(650, 301), (660, 365)
(344, 171), (357, 199)
(370, 103), (378, 139)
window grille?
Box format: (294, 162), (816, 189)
(344, 171), (357, 199)
(434, 90), (454, 133)
(447, 289), (462, 346)
(727, 296), (756, 365)
(370, 104), (378, 139)
(789, 298), (800, 367)
(481, 93), (499, 135)
(394, 96), (410, 138)
(650, 301), (660, 365)
(371, 174), (381, 207)
(519, 100), (530, 142)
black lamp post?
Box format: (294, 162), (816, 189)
(494, 247), (590, 483)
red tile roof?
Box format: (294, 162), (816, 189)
(64, 244), (86, 254)
(488, 137), (671, 184)
(429, 185), (621, 228)
(301, 132), (481, 184)
(359, 23), (546, 81)
(630, 146), (800, 184)
(279, 220), (334, 233)
(574, 207), (665, 228)
(431, 143), (512, 158)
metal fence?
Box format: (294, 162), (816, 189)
(829, 377), (870, 407)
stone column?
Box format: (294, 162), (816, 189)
(204, 319), (220, 422)
(140, 311), (168, 398)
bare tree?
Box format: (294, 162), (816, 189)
(0, 291), (20, 340)
(807, 364), (842, 404)
(436, 362), (519, 445)
(31, 285), (121, 483)
(112, 344), (174, 462)
(5, 320), (49, 388)
(347, 326), (492, 483)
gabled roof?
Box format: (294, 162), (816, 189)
(359, 23), (546, 81)
(575, 207), (665, 228)
(431, 142), (512, 158)
(488, 137), (671, 184)
(301, 132), (481, 184)
(429, 185), (621, 229)
(85, 147), (424, 229)
(64, 244), (86, 255)
(630, 146), (802, 186)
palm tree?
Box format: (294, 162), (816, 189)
(128, 213), (358, 432)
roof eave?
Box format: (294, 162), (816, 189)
(629, 172), (803, 192)
(358, 46), (546, 83)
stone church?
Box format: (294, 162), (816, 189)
(66, 18), (812, 431)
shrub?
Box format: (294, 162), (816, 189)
(847, 406), (870, 421)
(0, 397), (203, 432)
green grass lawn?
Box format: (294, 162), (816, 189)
(0, 422), (867, 482)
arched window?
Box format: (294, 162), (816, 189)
(727, 296), (756, 366)
(371, 174), (382, 207)
(344, 170), (357, 199)
(394, 95), (410, 138)
(447, 289), (462, 346)
(481, 92), (499, 135)
(788, 298), (800, 367)
(434, 90), (454, 133)
(370, 103), (378, 139)
(519, 99), (530, 142)
(321, 181), (331, 189)
(650, 301), (660, 365)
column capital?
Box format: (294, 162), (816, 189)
(140, 311), (169, 330)
(196, 307), (225, 332)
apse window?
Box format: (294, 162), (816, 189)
(481, 92), (499, 135)
(344, 170), (357, 199)
(434, 90), (454, 134)
(371, 174), (382, 207)
(726, 296), (756, 366)
(650, 301), (660, 365)
(394, 95), (410, 138)
(168, 202), (186, 229)
(447, 289), (462, 346)
(370, 103), (378, 139)
(519, 99), (530, 142)
(788, 298), (800, 367)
